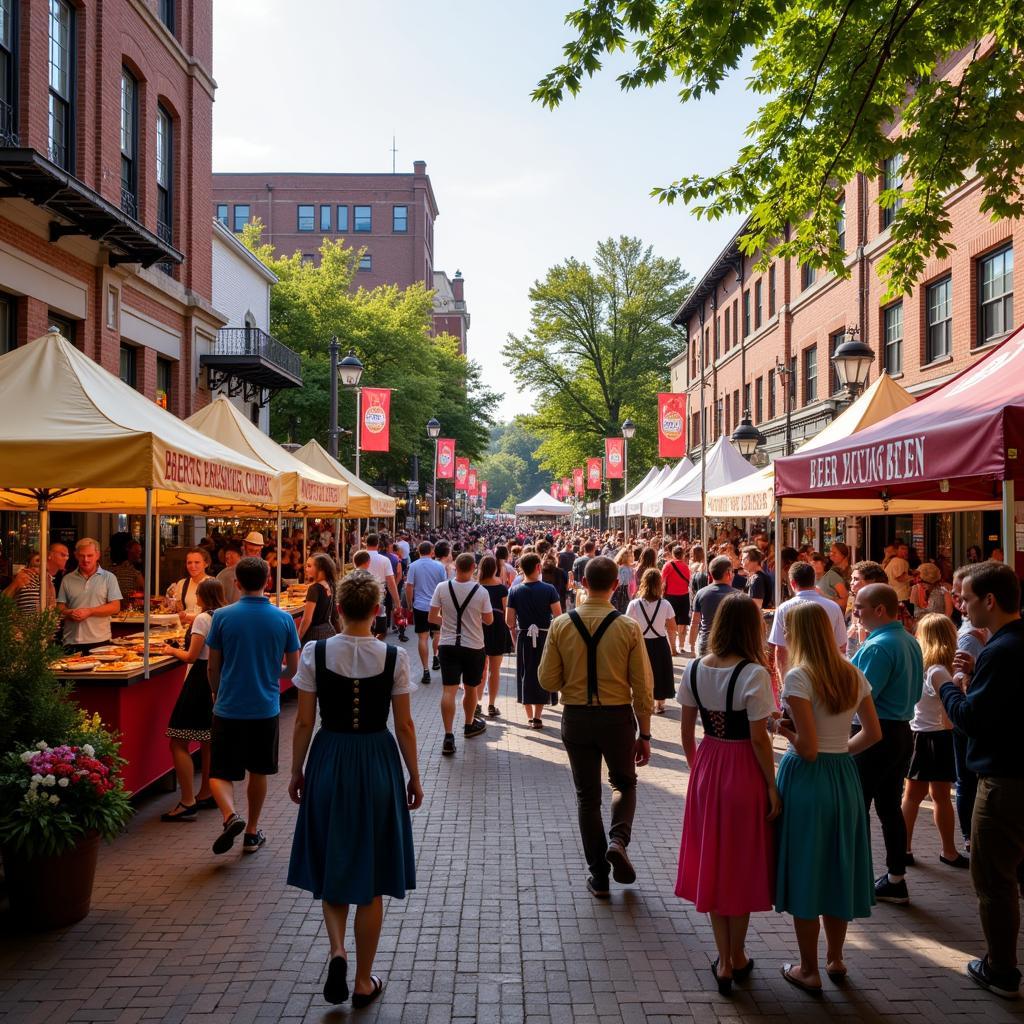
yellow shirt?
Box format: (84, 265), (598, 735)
(538, 598), (654, 716)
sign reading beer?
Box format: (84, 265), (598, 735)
(586, 457), (602, 490)
(467, 468), (478, 495)
(605, 438), (624, 479)
(573, 466), (584, 497)
(658, 392), (687, 458)
(436, 438), (456, 479)
(359, 388), (391, 452)
(455, 456), (470, 490)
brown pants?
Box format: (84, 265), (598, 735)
(560, 705), (637, 883)
(971, 776), (1024, 973)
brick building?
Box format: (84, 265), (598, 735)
(432, 269), (470, 354)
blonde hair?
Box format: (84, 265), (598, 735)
(614, 546), (632, 566)
(917, 612), (957, 672)
(638, 567), (663, 602)
(786, 601), (860, 714)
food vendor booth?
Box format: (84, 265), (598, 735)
(0, 331), (288, 792)
(609, 467), (659, 521)
(514, 490), (575, 518)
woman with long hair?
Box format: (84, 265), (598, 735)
(676, 593), (780, 995)
(541, 552), (569, 609)
(297, 553), (340, 644)
(775, 601), (881, 994)
(612, 546), (635, 613)
(478, 554), (510, 719)
(626, 569), (676, 714)
(902, 613), (967, 868)
(160, 578), (226, 821)
(689, 545), (708, 595)
(495, 544), (516, 588)
(636, 546), (658, 581)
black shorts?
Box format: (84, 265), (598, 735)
(372, 614), (389, 638)
(210, 714), (280, 781)
(907, 729), (956, 783)
(413, 608), (439, 634)
(666, 594), (690, 626)
(439, 644), (487, 687)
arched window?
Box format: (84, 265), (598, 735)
(120, 68), (138, 218)
(156, 104), (172, 243)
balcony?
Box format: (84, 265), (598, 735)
(200, 327), (303, 407)
(0, 98), (18, 147)
(120, 186), (138, 220)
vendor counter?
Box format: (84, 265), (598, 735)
(56, 601), (306, 795)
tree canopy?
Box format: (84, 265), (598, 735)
(241, 223), (498, 485)
(502, 236), (691, 483)
(476, 421), (551, 512)
(534, 2), (1024, 297)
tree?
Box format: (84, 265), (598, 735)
(534, 3), (1024, 297)
(478, 421), (552, 510)
(503, 236), (690, 483)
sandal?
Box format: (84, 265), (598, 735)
(323, 956), (349, 1004)
(826, 961), (848, 983)
(781, 963), (822, 995)
(351, 975), (384, 1009)
(160, 801), (197, 822)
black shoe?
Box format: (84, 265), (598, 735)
(160, 801), (197, 822)
(351, 976), (384, 1009)
(194, 796), (218, 811)
(212, 813), (246, 855)
(711, 958), (733, 996)
(940, 853), (970, 869)
(586, 876), (610, 899)
(476, 703), (483, 717)
(967, 957), (1021, 999)
(398, 631), (408, 642)
(432, 655), (440, 671)
(904, 852), (915, 866)
(874, 874), (910, 904)
(606, 840), (637, 884)
(487, 704), (500, 718)
(464, 718), (486, 739)
(733, 958), (755, 982)
(323, 956), (349, 1004)
(421, 670), (431, 686)
(242, 830), (266, 854)
(441, 733), (456, 756)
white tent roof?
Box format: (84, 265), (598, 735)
(638, 458), (696, 516)
(514, 489), (574, 516)
(621, 466), (670, 517)
(608, 466), (659, 518)
(652, 436), (758, 517)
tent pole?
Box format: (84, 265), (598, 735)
(276, 511), (283, 602)
(143, 487), (152, 680)
(37, 497), (49, 614)
(1002, 479), (1015, 566)
(334, 516), (341, 562)
(773, 498), (783, 612)
(340, 517), (346, 570)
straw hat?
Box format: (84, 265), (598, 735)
(918, 563), (941, 584)
(243, 531), (266, 547)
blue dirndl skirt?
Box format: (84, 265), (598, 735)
(288, 727), (416, 905)
(774, 750), (875, 921)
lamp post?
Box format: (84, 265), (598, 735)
(337, 347), (365, 477)
(426, 417), (441, 531)
(730, 409), (766, 461)
(774, 355), (794, 456)
(831, 326), (875, 402)
(621, 417), (636, 535)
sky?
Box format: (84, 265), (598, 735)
(211, 0), (755, 421)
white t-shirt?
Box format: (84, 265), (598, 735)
(396, 540), (410, 560)
(430, 579), (493, 650)
(294, 633), (414, 695)
(911, 664), (952, 733)
(365, 550), (395, 582)
(173, 575), (212, 614)
(189, 610), (213, 661)
(677, 660), (776, 721)
(782, 665), (872, 754)
(885, 557), (911, 600)
(769, 589), (848, 652)
(626, 598), (674, 639)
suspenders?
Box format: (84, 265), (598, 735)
(448, 580), (480, 648)
(568, 609), (621, 705)
(637, 598), (664, 638)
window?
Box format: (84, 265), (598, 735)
(393, 205), (408, 233)
(802, 346), (817, 404)
(156, 106), (172, 245)
(884, 302), (904, 374)
(829, 330), (845, 394)
(704, 329), (709, 368)
(156, 357), (171, 410)
(300, 253), (315, 266)
(837, 195), (846, 251)
(926, 276), (952, 362)
(744, 383), (751, 418)
(106, 286), (118, 330)
(297, 204), (315, 231)
(743, 290), (750, 337)
(768, 265), (776, 316)
(732, 298), (739, 345)
(715, 399), (723, 436)
(801, 263), (816, 290)
(0, 0), (17, 145)
(755, 376), (763, 423)
(354, 205), (371, 232)
(216, 203), (228, 227)
(336, 205), (348, 232)
(713, 319), (719, 361)
(754, 280), (763, 329)
(0, 292), (12, 353)
(789, 355), (797, 404)
(691, 411), (700, 446)
(119, 344), (137, 389)
(733, 390), (740, 426)
(158, 0), (174, 34)
(725, 396), (730, 437)
(233, 204), (249, 232)
(723, 307), (730, 347)
(882, 154), (904, 228)
(49, 312), (74, 345)
(978, 246), (1013, 346)
(119, 69), (138, 217)
(767, 368), (776, 418)
(358, 254), (372, 272)
(48, 0), (73, 171)
(320, 205), (331, 232)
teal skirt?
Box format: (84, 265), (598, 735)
(775, 751), (874, 921)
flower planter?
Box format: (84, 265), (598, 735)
(2, 830), (100, 930)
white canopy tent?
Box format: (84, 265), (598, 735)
(608, 466), (659, 519)
(653, 436), (758, 517)
(638, 458), (696, 517)
(514, 489), (575, 517)
(623, 466), (671, 517)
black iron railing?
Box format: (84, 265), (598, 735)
(213, 327), (302, 380)
(0, 98), (18, 147)
(120, 186), (137, 219)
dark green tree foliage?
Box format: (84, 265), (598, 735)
(477, 421), (551, 511)
(534, 2), (1024, 297)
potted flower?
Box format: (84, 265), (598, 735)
(0, 598), (133, 930)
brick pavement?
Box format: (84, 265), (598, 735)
(1, 652), (1023, 1024)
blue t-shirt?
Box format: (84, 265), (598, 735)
(206, 595), (301, 720)
(406, 557), (448, 611)
(851, 619), (924, 721)
(508, 580), (561, 629)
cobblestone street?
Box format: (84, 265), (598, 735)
(1, 656), (1022, 1024)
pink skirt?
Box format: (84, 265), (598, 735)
(675, 736), (775, 915)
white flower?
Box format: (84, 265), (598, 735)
(49, 795), (60, 805)
(42, 775), (56, 787)
(57, 777), (69, 788)
(20, 751), (34, 763)
(30, 773), (43, 784)
(82, 744), (95, 758)
(35, 741), (48, 750)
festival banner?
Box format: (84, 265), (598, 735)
(561, 476), (571, 499)
(550, 482), (559, 498)
(359, 388), (391, 452)
(573, 466), (585, 497)
(658, 392), (687, 458)
(586, 457), (603, 490)
(436, 438), (456, 479)
(455, 456), (470, 490)
(480, 480), (488, 505)
(605, 438), (624, 479)
(467, 468), (478, 495)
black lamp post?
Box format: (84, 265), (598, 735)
(730, 409), (766, 460)
(329, 341), (365, 463)
(831, 326), (875, 401)
(621, 418), (636, 494)
(426, 417), (441, 529)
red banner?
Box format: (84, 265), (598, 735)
(573, 466), (584, 497)
(359, 388), (391, 452)
(467, 468), (478, 495)
(658, 392), (687, 457)
(436, 438), (455, 479)
(455, 456), (470, 490)
(586, 457), (603, 490)
(605, 438), (624, 479)
(480, 480), (488, 504)
(550, 482), (559, 498)
(561, 476), (571, 499)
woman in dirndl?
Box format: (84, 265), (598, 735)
(478, 555), (511, 719)
(159, 577), (225, 821)
(297, 553), (340, 644)
(626, 568), (676, 714)
(288, 570), (422, 1010)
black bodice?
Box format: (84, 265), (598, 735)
(688, 658), (752, 740)
(314, 640), (397, 734)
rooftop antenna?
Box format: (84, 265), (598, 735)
(391, 134), (398, 174)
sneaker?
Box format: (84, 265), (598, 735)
(487, 705), (500, 718)
(432, 655), (440, 671)
(242, 830), (266, 854)
(441, 733), (456, 756)
(874, 874), (910, 904)
(464, 718), (486, 739)
(398, 631), (408, 642)
(967, 957), (1021, 999)
(606, 840), (637, 884)
(421, 670), (431, 686)
(212, 813), (246, 855)
(476, 703), (483, 718)
(586, 876), (611, 899)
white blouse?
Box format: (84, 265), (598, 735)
(626, 598), (674, 639)
(294, 633), (414, 696)
(678, 660), (776, 720)
(782, 665), (872, 754)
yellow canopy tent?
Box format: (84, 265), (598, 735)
(292, 438), (395, 517)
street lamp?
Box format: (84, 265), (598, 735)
(328, 340), (365, 463)
(831, 326), (875, 401)
(621, 417), (636, 534)
(426, 417), (441, 530)
(730, 409), (766, 460)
